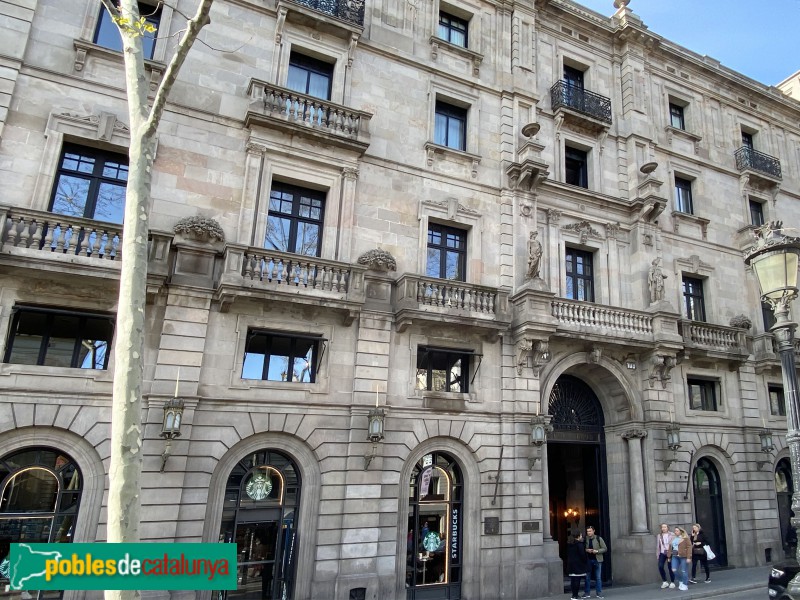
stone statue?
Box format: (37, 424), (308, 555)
(526, 231), (543, 280)
(648, 257), (667, 303)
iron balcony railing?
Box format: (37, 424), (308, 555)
(288, 0), (364, 26)
(550, 80), (612, 124)
(734, 146), (782, 179)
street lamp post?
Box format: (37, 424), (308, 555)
(744, 221), (800, 578)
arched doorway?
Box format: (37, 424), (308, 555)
(776, 458), (796, 557)
(405, 451), (463, 600)
(0, 446), (83, 599)
(217, 449), (300, 600)
(547, 375), (611, 583)
(693, 457), (728, 567)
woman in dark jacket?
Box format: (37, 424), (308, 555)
(690, 523), (711, 583)
(567, 533), (589, 600)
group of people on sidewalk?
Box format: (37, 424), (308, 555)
(656, 523), (713, 591)
(564, 523), (714, 599)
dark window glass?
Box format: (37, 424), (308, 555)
(242, 331), (320, 383)
(563, 65), (584, 89)
(669, 103), (686, 130)
(265, 183), (325, 256)
(286, 52), (333, 100)
(674, 177), (693, 214)
(93, 3), (159, 60)
(770, 385), (786, 417)
(3, 307), (114, 369)
(749, 199), (765, 226)
(50, 144), (128, 224)
(416, 347), (471, 393)
(438, 12), (468, 47)
(741, 131), (754, 150)
(763, 301), (777, 331)
(565, 248), (594, 302)
(565, 146), (588, 188)
(682, 276), (706, 322)
(426, 223), (467, 281)
(688, 378), (717, 411)
(434, 101), (467, 151)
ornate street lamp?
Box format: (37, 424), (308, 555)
(160, 396), (185, 472)
(744, 221), (800, 575)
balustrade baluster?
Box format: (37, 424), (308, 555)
(487, 293), (495, 315)
(243, 254), (254, 279)
(417, 281), (426, 303)
(17, 218), (31, 249)
(63, 226), (76, 254)
(75, 228), (87, 256)
(30, 221), (43, 250)
(43, 224), (55, 252)
(53, 225), (66, 253)
(5, 216), (21, 247)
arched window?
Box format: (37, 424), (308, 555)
(406, 451), (463, 599)
(217, 449), (300, 600)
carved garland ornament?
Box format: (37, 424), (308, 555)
(173, 216), (225, 242)
(356, 249), (397, 272)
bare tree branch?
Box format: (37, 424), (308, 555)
(98, 0), (121, 18)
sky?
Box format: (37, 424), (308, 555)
(574, 0), (800, 86)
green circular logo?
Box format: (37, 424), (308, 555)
(245, 473), (273, 500)
(423, 531), (441, 552)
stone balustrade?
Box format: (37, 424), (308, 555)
(551, 299), (653, 335)
(0, 207), (121, 262)
(679, 320), (748, 353)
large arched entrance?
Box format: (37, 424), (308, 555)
(405, 451), (463, 600)
(217, 449), (301, 600)
(547, 375), (611, 583)
(692, 457), (728, 567)
(0, 446), (83, 600)
(775, 458), (795, 558)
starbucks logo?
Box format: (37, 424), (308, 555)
(245, 473), (273, 500)
(423, 531), (441, 552)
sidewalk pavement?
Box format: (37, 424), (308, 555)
(544, 565), (769, 599)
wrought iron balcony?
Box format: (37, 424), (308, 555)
(215, 244), (366, 322)
(395, 274), (511, 333)
(286, 0), (364, 26)
(550, 81), (612, 125)
(734, 146), (782, 180)
(246, 80), (372, 155)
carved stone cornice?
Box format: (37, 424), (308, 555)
(622, 429), (647, 440)
(562, 220), (601, 244)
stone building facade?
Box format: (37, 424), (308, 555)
(1, 0), (800, 598)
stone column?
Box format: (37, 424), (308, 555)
(622, 429), (648, 534)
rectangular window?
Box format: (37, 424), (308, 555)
(688, 378), (717, 411)
(438, 12), (468, 47)
(563, 65), (585, 89)
(565, 147), (588, 188)
(682, 276), (706, 322)
(426, 223), (466, 281)
(265, 183), (325, 256)
(749, 199), (765, 226)
(674, 177), (693, 214)
(242, 331), (321, 383)
(434, 101), (467, 151)
(565, 248), (594, 302)
(741, 131), (754, 150)
(50, 143), (129, 224)
(416, 347), (471, 393)
(769, 385), (786, 417)
(3, 307), (114, 369)
(669, 103), (686, 130)
(286, 52), (333, 100)
(94, 2), (160, 60)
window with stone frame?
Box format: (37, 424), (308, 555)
(674, 176), (694, 214)
(564, 146), (588, 188)
(682, 276), (706, 322)
(286, 51), (334, 101)
(3, 306), (114, 370)
(438, 11), (468, 47)
(93, 2), (160, 60)
(769, 385), (786, 417)
(265, 182), (325, 257)
(687, 378), (718, 411)
(565, 247), (594, 302)
(669, 102), (686, 130)
(242, 330), (323, 383)
(49, 143), (129, 224)
(434, 100), (467, 151)
(749, 198), (765, 226)
(416, 346), (471, 393)
(426, 222), (467, 281)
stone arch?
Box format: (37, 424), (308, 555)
(688, 446), (741, 566)
(200, 431), (321, 600)
(0, 426), (105, 544)
(541, 352), (642, 423)
(394, 436), (481, 599)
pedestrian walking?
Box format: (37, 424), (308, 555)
(567, 533), (589, 600)
(584, 525), (607, 598)
(656, 523), (675, 589)
(690, 523), (711, 583)
(669, 526), (692, 591)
